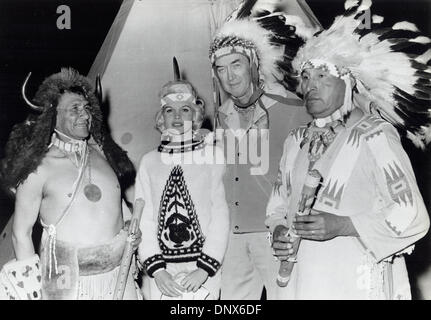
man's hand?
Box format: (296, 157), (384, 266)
(272, 225), (296, 261)
(124, 220), (142, 252)
(154, 270), (184, 297)
(293, 210), (359, 241)
(180, 268), (209, 293)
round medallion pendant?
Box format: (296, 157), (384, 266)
(84, 183), (102, 202)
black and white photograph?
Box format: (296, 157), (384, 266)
(0, 0), (430, 306)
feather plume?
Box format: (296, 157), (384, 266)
(393, 21), (419, 32)
(290, 1), (431, 148)
(372, 15), (384, 24)
(357, 0), (372, 12)
(173, 57), (181, 81)
(345, 0), (360, 10)
(410, 36), (431, 44)
(416, 49), (431, 64)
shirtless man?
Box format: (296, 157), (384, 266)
(1, 68), (139, 300)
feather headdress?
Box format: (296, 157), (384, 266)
(209, 0), (317, 90)
(291, 0), (431, 148)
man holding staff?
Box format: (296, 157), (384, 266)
(267, 0), (431, 299)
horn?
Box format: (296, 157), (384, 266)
(21, 72), (44, 111)
(95, 74), (103, 103)
(173, 56), (181, 81)
(196, 98), (205, 108)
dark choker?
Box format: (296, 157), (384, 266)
(158, 138), (206, 154)
(231, 87), (264, 109)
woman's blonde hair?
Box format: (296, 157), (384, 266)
(155, 99), (205, 133)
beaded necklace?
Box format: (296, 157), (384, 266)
(301, 120), (344, 164)
(51, 130), (102, 202)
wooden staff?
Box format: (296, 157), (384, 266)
(277, 170), (322, 287)
(113, 198), (145, 300)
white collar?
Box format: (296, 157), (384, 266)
(50, 129), (88, 167)
(51, 129), (86, 152)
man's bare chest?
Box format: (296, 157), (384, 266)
(42, 150), (120, 200)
